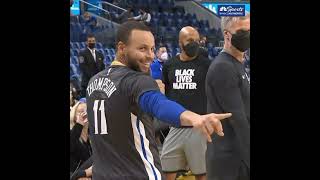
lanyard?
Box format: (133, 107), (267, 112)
(245, 71), (250, 84)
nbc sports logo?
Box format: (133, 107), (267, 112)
(220, 6), (227, 12)
(218, 4), (245, 16)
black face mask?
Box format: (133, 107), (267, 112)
(88, 43), (96, 49)
(183, 41), (199, 57)
(231, 30), (250, 52)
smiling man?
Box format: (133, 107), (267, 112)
(85, 21), (232, 180)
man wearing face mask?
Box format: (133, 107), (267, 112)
(205, 12), (250, 180)
(150, 45), (168, 80)
(150, 45), (168, 94)
(79, 34), (105, 97)
(160, 26), (212, 180)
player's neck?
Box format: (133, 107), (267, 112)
(179, 52), (195, 61)
(223, 47), (244, 63)
(112, 55), (127, 66)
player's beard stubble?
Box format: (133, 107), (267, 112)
(125, 52), (151, 75)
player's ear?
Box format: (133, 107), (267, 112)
(224, 30), (231, 41)
(117, 41), (126, 54)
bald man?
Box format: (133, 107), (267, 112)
(160, 26), (212, 180)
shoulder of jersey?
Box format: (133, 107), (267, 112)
(89, 68), (109, 82)
(212, 57), (233, 68)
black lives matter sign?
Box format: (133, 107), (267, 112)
(173, 69), (197, 90)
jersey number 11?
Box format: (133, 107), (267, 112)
(93, 100), (108, 134)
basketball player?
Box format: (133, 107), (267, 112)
(86, 21), (232, 180)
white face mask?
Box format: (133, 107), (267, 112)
(160, 52), (168, 61)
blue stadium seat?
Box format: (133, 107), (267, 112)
(155, 12), (161, 19)
(110, 49), (115, 56)
(73, 42), (81, 49)
(170, 27), (177, 34)
(152, 17), (159, 25)
(182, 19), (189, 27)
(104, 56), (112, 66)
(108, 55), (114, 61)
(97, 49), (104, 55)
(159, 26), (166, 35)
(105, 55), (111, 62)
(80, 42), (86, 49)
(175, 12), (182, 19)
(151, 11), (157, 18)
(166, 19), (173, 27)
(168, 12), (174, 19)
(150, 20), (158, 29)
(159, 13), (168, 21)
(105, 48), (111, 55)
(203, 27), (210, 36)
(70, 49), (74, 57)
(75, 65), (81, 76)
(70, 58), (81, 76)
(72, 49), (80, 57)
(72, 56), (79, 66)
(176, 18), (183, 27)
(70, 64), (79, 79)
(70, 42), (74, 49)
(96, 42), (103, 49)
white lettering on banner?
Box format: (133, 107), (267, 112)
(173, 82), (197, 89)
(173, 69), (197, 90)
(175, 69), (195, 76)
(87, 77), (117, 97)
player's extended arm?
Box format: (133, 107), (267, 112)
(139, 91), (231, 142)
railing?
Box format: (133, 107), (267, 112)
(79, 0), (111, 19)
(100, 1), (127, 12)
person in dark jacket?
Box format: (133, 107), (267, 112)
(205, 12), (250, 180)
(199, 35), (209, 58)
(70, 98), (92, 174)
(78, 34), (105, 97)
